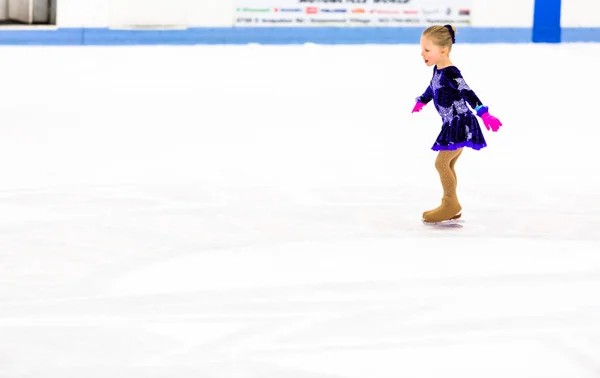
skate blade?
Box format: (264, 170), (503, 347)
(422, 214), (464, 226)
(422, 219), (464, 225)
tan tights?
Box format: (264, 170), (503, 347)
(422, 148), (463, 222)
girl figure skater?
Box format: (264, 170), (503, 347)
(412, 24), (502, 224)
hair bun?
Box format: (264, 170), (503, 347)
(443, 24), (456, 44)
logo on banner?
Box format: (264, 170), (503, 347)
(370, 9), (400, 14)
(274, 8), (302, 12)
(236, 8), (269, 12)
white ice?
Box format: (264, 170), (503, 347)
(0, 43), (599, 378)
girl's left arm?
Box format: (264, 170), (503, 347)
(448, 67), (503, 131)
(447, 68), (484, 110)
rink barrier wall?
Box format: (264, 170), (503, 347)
(0, 27), (598, 45)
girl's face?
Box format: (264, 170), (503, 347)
(420, 36), (447, 67)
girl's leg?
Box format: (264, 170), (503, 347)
(449, 148), (463, 185)
(423, 148), (463, 222)
(423, 148), (464, 218)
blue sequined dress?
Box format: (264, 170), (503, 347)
(416, 65), (487, 151)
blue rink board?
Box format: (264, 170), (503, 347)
(0, 27), (597, 45)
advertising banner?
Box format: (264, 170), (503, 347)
(233, 0), (471, 26)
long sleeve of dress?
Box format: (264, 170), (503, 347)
(445, 67), (483, 110)
(416, 85), (433, 104)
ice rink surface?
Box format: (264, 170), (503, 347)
(0, 42), (599, 377)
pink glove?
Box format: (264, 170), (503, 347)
(480, 112), (502, 132)
(412, 102), (426, 113)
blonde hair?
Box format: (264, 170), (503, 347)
(422, 25), (456, 52)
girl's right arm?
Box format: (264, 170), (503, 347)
(416, 85), (433, 104)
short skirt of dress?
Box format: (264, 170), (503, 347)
(431, 113), (487, 151)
